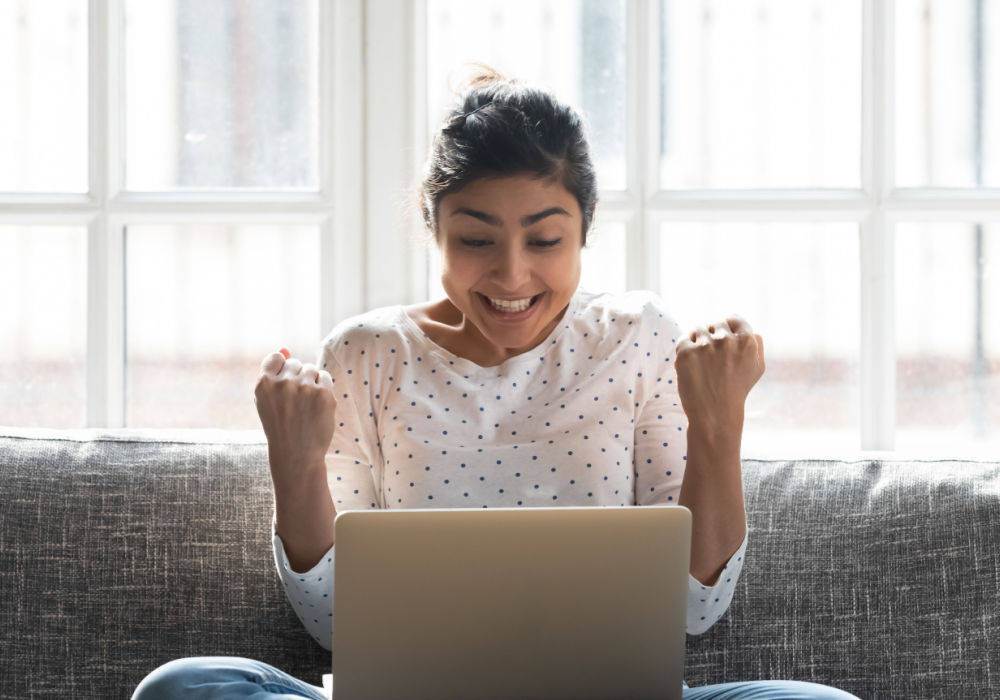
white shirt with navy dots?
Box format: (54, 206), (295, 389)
(273, 288), (748, 650)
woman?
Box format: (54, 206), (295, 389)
(133, 70), (858, 699)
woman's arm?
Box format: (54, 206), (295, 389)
(272, 522), (337, 649)
(271, 454), (337, 573)
(255, 349), (340, 573)
(674, 317), (764, 585)
(679, 419), (747, 585)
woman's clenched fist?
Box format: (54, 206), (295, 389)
(253, 348), (338, 483)
(674, 316), (765, 436)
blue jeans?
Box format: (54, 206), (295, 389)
(132, 657), (862, 699)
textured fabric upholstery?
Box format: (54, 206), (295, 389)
(686, 458), (1000, 699)
(0, 430), (327, 698)
(1, 429), (997, 699)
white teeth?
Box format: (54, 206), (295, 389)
(487, 295), (534, 313)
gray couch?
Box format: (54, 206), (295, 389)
(1, 428), (997, 699)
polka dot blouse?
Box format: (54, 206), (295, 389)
(272, 289), (748, 650)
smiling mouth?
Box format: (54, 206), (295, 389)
(479, 293), (544, 314)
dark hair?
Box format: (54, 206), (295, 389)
(419, 69), (598, 246)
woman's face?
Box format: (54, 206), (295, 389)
(436, 174), (583, 360)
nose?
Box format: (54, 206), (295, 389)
(490, 244), (532, 291)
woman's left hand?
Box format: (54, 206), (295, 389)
(674, 315), (765, 436)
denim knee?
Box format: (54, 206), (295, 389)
(132, 657), (215, 700)
(771, 681), (861, 699)
(132, 656), (326, 700)
(684, 679), (862, 700)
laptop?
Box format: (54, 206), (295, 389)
(328, 505), (691, 700)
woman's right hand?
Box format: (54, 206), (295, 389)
(253, 348), (338, 484)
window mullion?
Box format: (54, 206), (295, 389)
(860, 0), (896, 450)
(324, 0), (366, 335)
(626, 0), (658, 292)
(362, 0), (418, 310)
(87, 0), (125, 428)
(410, 0), (430, 303)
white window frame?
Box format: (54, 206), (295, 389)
(1, 0), (998, 450)
(2, 0), (375, 429)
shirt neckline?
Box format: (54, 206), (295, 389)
(396, 292), (582, 378)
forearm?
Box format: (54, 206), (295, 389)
(271, 452), (337, 573)
(677, 419), (747, 586)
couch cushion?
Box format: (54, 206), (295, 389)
(2, 431), (998, 699)
(686, 457), (1000, 699)
(0, 430), (329, 698)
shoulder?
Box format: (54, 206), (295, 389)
(319, 305), (409, 363)
(573, 289), (683, 338)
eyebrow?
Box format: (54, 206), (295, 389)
(450, 206), (571, 228)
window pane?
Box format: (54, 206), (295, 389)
(658, 222), (860, 448)
(580, 222), (627, 295)
(124, 0), (319, 191)
(0, 226), (87, 427)
(426, 0), (627, 190)
(125, 225), (321, 428)
(895, 1), (1000, 187)
(659, 0), (862, 189)
(0, 1), (87, 193)
(896, 223), (998, 448)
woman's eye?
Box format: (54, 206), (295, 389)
(531, 238), (562, 248)
(460, 238), (492, 248)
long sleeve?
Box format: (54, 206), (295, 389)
(686, 531), (747, 634)
(631, 297), (748, 635)
(273, 529), (335, 650)
(269, 321), (388, 649)
(319, 324), (384, 512)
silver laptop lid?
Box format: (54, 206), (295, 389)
(332, 505), (690, 700)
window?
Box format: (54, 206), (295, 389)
(420, 0), (999, 454)
(1, 0), (343, 430)
(2, 0), (996, 455)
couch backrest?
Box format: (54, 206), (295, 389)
(0, 431), (327, 698)
(1, 431), (998, 699)
(688, 456), (1000, 699)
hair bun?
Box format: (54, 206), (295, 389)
(421, 66), (598, 246)
(450, 62), (516, 96)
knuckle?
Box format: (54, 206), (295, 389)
(254, 375), (273, 393)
